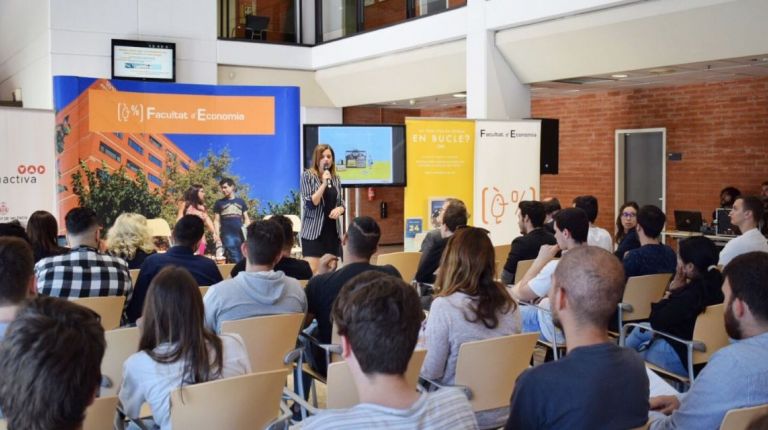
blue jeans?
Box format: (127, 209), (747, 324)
(221, 229), (244, 263)
(520, 301), (565, 345)
(625, 323), (687, 376)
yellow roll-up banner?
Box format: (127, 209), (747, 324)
(404, 118), (475, 251)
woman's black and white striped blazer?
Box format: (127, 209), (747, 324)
(300, 169), (344, 240)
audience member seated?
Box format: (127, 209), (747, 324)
(650, 251), (768, 429)
(625, 236), (724, 376)
(420, 227), (521, 428)
(500, 201), (557, 285)
(127, 215), (223, 324)
(762, 180), (768, 235)
(713, 186), (741, 222)
(415, 198), (468, 284)
(204, 220), (306, 333)
(306, 216), (400, 349)
(541, 197), (561, 235)
(622, 205), (676, 278)
(25, 210), (69, 262)
(119, 266), (251, 430)
(0, 237), (36, 339)
(573, 195), (612, 252)
(301, 271), (478, 430)
(0, 296), (105, 430)
(0, 220), (29, 241)
(106, 213), (156, 269)
(718, 196), (768, 267)
(615, 201), (641, 259)
(35, 207), (132, 301)
(419, 207), (444, 256)
(511, 208), (588, 343)
(505, 247), (649, 429)
(230, 215), (312, 280)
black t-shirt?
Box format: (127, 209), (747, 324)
(306, 262), (401, 344)
(506, 342), (649, 430)
(213, 197), (248, 233)
(230, 256), (312, 280)
(502, 228), (557, 275)
(414, 237), (447, 284)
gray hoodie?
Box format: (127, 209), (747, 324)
(204, 270), (307, 333)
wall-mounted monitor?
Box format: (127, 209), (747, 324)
(303, 124), (406, 187)
(112, 39), (176, 82)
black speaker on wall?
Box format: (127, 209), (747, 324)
(527, 118), (559, 174)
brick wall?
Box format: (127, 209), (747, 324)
(533, 76), (768, 234)
(342, 105), (466, 244)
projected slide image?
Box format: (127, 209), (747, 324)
(319, 126), (393, 185)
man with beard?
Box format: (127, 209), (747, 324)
(505, 247), (649, 429)
(649, 251), (768, 429)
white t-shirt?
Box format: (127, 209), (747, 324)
(528, 259), (560, 298)
(299, 387), (478, 430)
(119, 333), (252, 430)
(718, 228), (768, 267)
(588, 225), (613, 252)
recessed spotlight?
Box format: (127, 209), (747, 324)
(452, 93), (467, 98)
(612, 74), (628, 78)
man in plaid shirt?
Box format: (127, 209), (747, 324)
(34, 207), (132, 301)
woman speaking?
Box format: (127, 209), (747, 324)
(300, 144), (345, 273)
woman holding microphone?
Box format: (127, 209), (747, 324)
(300, 144), (345, 273)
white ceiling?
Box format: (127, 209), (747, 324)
(530, 54), (768, 98)
(364, 54), (768, 109)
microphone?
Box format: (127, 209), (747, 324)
(324, 165), (332, 189)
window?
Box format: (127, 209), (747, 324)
(149, 136), (163, 149)
(99, 142), (121, 162)
(114, 132), (123, 139)
(147, 173), (163, 186)
(180, 161), (190, 171)
(148, 154), (162, 167)
(166, 150), (177, 161)
(126, 160), (141, 174)
(128, 138), (144, 155)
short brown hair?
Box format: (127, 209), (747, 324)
(0, 237), (34, 305)
(553, 246), (625, 328)
(737, 196), (765, 224)
(0, 296), (105, 430)
(442, 198), (468, 232)
(331, 271), (423, 375)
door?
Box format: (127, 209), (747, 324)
(615, 128), (666, 214)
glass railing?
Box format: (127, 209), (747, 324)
(217, 0), (467, 45)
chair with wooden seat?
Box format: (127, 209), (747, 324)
(375, 251), (421, 283)
(220, 313), (304, 373)
(199, 286), (209, 297)
(494, 244), (511, 280)
(129, 269), (140, 286)
(218, 263), (235, 280)
(325, 349), (427, 409)
(83, 395), (119, 430)
(720, 403), (768, 430)
(100, 326), (141, 397)
(170, 369), (289, 430)
(514, 259), (535, 284)
(421, 332), (539, 412)
(74, 296), (126, 330)
(615, 273), (671, 344)
(623, 304), (728, 384)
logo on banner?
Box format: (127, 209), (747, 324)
(0, 202), (8, 215)
(479, 129), (538, 139)
(480, 186), (538, 225)
(1, 164), (47, 184)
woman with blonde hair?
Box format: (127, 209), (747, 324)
(106, 213), (156, 269)
(420, 227), (521, 429)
